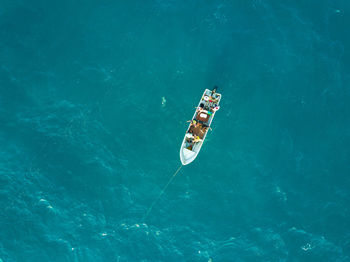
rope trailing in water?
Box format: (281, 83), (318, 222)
(143, 164), (183, 221)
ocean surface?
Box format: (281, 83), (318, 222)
(1, 0), (350, 261)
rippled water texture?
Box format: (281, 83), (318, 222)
(1, 0), (350, 261)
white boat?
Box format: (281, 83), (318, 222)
(180, 87), (222, 165)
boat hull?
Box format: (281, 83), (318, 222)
(180, 89), (221, 165)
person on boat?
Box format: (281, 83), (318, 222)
(202, 124), (212, 132)
(185, 133), (194, 149)
(209, 86), (219, 103)
(187, 119), (199, 127)
(209, 94), (219, 103)
(193, 135), (202, 143)
(185, 133), (193, 141)
(201, 124), (210, 131)
(195, 103), (205, 112)
(209, 97), (218, 103)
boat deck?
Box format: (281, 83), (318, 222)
(188, 124), (207, 139)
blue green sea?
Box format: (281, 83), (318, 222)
(1, 0), (350, 261)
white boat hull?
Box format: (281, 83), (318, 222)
(180, 89), (221, 165)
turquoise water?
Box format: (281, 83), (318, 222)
(1, 0), (350, 261)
